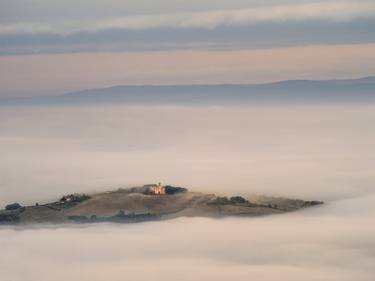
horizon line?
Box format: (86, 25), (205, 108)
(2, 75), (374, 100)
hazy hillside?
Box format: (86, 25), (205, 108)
(1, 77), (375, 106)
(0, 185), (323, 225)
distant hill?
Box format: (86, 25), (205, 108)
(1, 77), (375, 106)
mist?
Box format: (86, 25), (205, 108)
(1, 103), (374, 280)
(1, 196), (374, 281)
(1, 104), (374, 204)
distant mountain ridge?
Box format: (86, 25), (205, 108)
(1, 77), (375, 106)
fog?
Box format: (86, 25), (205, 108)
(1, 104), (374, 280)
(1, 105), (374, 204)
(1, 197), (375, 281)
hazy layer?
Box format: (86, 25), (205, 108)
(1, 104), (374, 281)
(1, 104), (374, 204)
(2, 45), (375, 97)
(1, 195), (374, 281)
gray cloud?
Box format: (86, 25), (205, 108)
(1, 1), (374, 34)
(0, 0), (368, 25)
(0, 1), (374, 55)
(0, 19), (374, 55)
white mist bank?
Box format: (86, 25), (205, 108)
(0, 103), (374, 281)
(1, 194), (375, 281)
(0, 104), (374, 204)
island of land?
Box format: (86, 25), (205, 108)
(0, 183), (323, 225)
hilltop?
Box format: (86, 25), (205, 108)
(0, 184), (323, 225)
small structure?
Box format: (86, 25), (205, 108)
(144, 183), (166, 195)
(141, 183), (187, 195)
(5, 203), (22, 211)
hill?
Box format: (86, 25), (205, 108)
(1, 77), (375, 106)
(0, 184), (323, 225)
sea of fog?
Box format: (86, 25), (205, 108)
(1, 104), (374, 280)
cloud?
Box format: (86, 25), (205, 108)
(0, 1), (374, 35)
(1, 19), (374, 56)
(94, 1), (375, 31)
(0, 1), (374, 55)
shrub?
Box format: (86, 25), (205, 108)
(5, 203), (22, 210)
(230, 196), (249, 204)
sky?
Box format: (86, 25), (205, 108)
(1, 3), (375, 280)
(0, 0), (374, 96)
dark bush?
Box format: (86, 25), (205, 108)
(60, 194), (91, 203)
(210, 196), (231, 205)
(5, 203), (22, 210)
(165, 186), (188, 194)
(230, 196), (249, 204)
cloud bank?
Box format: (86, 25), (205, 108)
(1, 1), (374, 35)
(1, 104), (374, 205)
(1, 195), (374, 281)
(0, 102), (374, 281)
(0, 1), (374, 55)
